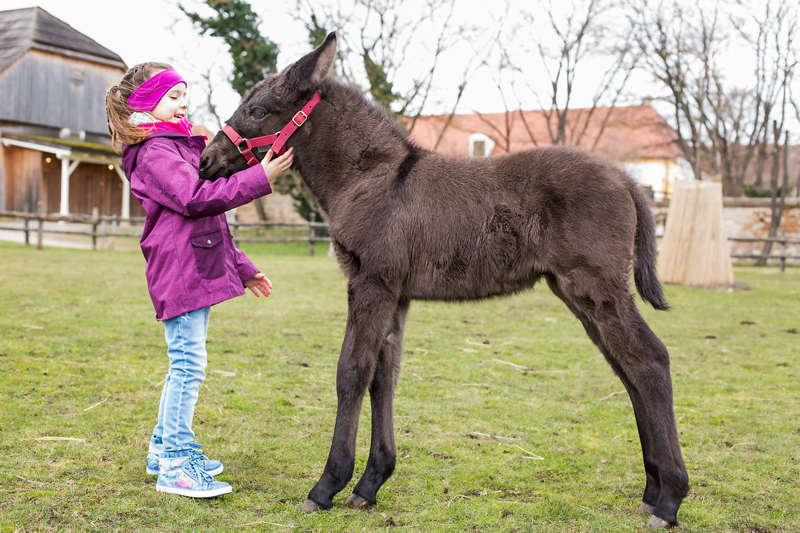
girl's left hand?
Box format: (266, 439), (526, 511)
(245, 272), (272, 297)
(261, 147), (294, 180)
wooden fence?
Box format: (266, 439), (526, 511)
(1, 210), (797, 267)
(728, 234), (800, 273)
(0, 210), (331, 256)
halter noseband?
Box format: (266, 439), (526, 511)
(222, 91), (322, 167)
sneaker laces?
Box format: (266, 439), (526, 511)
(190, 447), (209, 462)
(185, 455), (215, 485)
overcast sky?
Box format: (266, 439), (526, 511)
(4, 0), (795, 136)
(3, 0), (661, 128)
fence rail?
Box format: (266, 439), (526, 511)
(0, 210), (331, 256)
(1, 210), (797, 266)
(727, 235), (799, 273)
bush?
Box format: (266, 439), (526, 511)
(743, 184), (772, 198)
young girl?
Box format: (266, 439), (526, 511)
(106, 62), (293, 498)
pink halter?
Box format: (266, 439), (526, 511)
(222, 91), (322, 166)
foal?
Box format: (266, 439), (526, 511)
(199, 33), (689, 528)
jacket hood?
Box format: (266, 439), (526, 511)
(121, 131), (206, 180)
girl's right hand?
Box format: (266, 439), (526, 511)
(261, 147), (294, 180)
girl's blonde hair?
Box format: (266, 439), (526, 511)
(105, 62), (173, 153)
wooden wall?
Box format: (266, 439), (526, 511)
(2, 146), (144, 217)
(65, 157), (126, 217)
(2, 145), (41, 212)
(0, 51), (123, 136)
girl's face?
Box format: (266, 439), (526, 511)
(151, 82), (188, 122)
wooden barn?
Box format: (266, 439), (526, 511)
(0, 6), (143, 218)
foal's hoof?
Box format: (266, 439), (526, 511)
(345, 493), (372, 509)
(638, 502), (656, 515)
(301, 499), (324, 513)
(646, 515), (672, 529)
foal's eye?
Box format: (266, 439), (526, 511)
(250, 109), (266, 119)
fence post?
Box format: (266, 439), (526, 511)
(36, 201), (44, 250)
(309, 212), (316, 257)
(23, 203), (30, 246)
(233, 210), (239, 247)
(91, 207), (99, 250)
(780, 229), (786, 274)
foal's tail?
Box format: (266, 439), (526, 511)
(631, 185), (670, 311)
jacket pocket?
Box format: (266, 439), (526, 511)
(190, 230), (226, 280)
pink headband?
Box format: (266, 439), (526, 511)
(127, 68), (187, 112)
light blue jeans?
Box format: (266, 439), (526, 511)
(151, 306), (210, 457)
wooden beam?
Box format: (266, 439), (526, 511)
(1, 137), (70, 158)
(113, 165), (130, 221)
(59, 158), (80, 215)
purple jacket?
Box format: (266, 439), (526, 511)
(121, 131), (271, 321)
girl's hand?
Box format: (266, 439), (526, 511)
(245, 272), (272, 298)
(260, 147), (294, 180)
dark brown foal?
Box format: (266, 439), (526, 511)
(199, 32), (690, 528)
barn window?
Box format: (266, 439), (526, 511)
(469, 132), (495, 157)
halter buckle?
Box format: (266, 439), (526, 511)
(292, 110), (308, 128)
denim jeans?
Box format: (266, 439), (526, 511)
(151, 306), (210, 456)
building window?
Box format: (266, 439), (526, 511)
(469, 133), (495, 157)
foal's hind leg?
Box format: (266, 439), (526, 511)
(346, 296), (410, 508)
(546, 275), (662, 512)
(545, 273), (689, 528)
(303, 276), (401, 512)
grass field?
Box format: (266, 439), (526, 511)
(0, 241), (798, 532)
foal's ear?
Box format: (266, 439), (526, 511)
(288, 32), (337, 92)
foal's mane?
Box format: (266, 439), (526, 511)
(319, 78), (418, 150)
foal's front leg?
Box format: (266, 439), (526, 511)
(303, 277), (400, 512)
(346, 297), (410, 508)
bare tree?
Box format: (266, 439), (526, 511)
(632, 0), (721, 182)
(471, 6), (517, 153)
(703, 80), (769, 197)
(432, 60), (483, 150)
(283, 0), (481, 219)
(198, 66), (224, 131)
(634, 0), (798, 198)
(722, 0), (796, 197)
(449, 0), (637, 156)
(506, 0), (639, 149)
(754, 1), (798, 263)
(292, 0), (471, 127)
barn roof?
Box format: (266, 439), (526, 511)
(408, 104), (684, 161)
(0, 7), (126, 73)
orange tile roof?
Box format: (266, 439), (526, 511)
(407, 104), (684, 161)
(192, 124), (214, 145)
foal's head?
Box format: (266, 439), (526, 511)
(198, 33), (337, 180)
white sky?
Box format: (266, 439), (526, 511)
(2, 0), (652, 127)
(3, 0), (795, 136)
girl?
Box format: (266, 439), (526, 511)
(106, 63), (293, 498)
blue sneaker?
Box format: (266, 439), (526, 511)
(156, 455), (231, 498)
(146, 443), (223, 476)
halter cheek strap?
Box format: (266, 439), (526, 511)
(222, 91), (322, 167)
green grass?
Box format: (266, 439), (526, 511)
(0, 241), (798, 532)
(234, 225), (331, 257)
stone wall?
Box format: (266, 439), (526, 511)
(651, 198), (800, 264)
